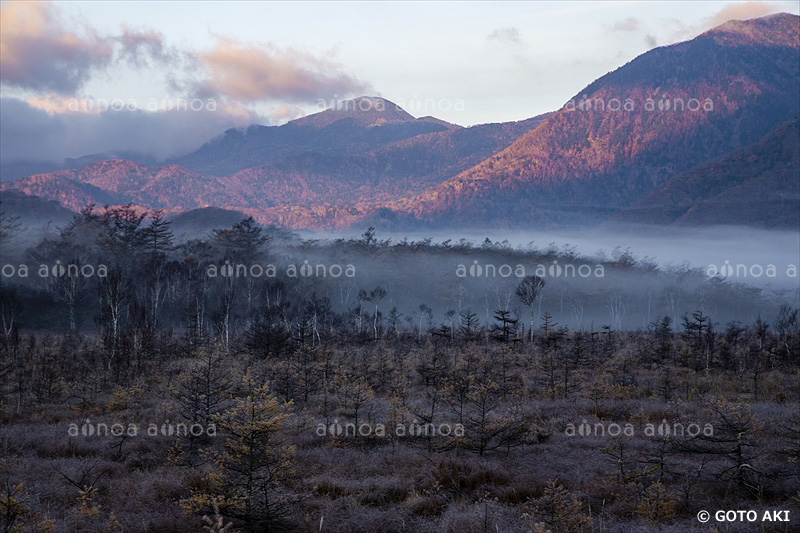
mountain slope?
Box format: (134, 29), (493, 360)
(225, 114), (550, 206)
(3, 14), (798, 231)
(608, 115), (800, 229)
(1, 160), (251, 211)
(0, 190), (76, 228)
(1, 108), (548, 227)
(390, 12), (800, 228)
(170, 97), (459, 176)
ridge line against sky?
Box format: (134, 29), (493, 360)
(1, 0), (798, 165)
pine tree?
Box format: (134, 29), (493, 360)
(525, 480), (592, 532)
(142, 209), (175, 257)
(183, 380), (295, 532)
(212, 216), (269, 262)
(490, 310), (518, 344)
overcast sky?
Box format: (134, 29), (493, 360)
(1, 0), (798, 165)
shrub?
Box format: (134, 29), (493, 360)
(523, 479), (591, 533)
(636, 482), (676, 522)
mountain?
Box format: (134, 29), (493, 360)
(1, 161), (64, 183)
(0, 151), (158, 182)
(168, 207), (249, 239)
(170, 96), (461, 176)
(223, 114), (548, 206)
(1, 103), (549, 228)
(0, 190), (76, 242)
(1, 160), (248, 212)
(607, 115), (800, 229)
(3, 14), (798, 231)
(385, 13), (800, 228)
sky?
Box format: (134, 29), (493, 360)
(1, 0), (798, 165)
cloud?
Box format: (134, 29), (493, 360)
(0, 1), (371, 106)
(0, 2), (375, 164)
(117, 26), (175, 68)
(664, 2), (783, 43)
(612, 17), (641, 32)
(0, 1), (113, 93)
(0, 97), (261, 165)
(707, 2), (782, 27)
(487, 27), (522, 45)
(645, 34), (658, 48)
(268, 104), (309, 123)
(195, 38), (371, 103)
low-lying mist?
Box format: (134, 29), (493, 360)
(3, 214), (796, 334)
(302, 225), (800, 290)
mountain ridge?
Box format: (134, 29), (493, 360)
(382, 12), (800, 228)
(607, 114), (800, 229)
(2, 13), (799, 231)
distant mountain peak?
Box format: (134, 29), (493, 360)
(77, 158), (147, 174)
(701, 12), (799, 47)
(290, 96), (415, 129)
(166, 94), (462, 175)
(417, 116), (462, 130)
(6, 13), (797, 231)
(389, 11), (800, 228)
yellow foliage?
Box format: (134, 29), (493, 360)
(180, 382), (295, 528)
(524, 479), (592, 533)
(76, 485), (101, 519)
(636, 482), (676, 521)
(105, 384), (143, 412)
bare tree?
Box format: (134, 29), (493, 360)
(366, 286), (387, 340)
(96, 267), (132, 372)
(516, 275), (545, 343)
